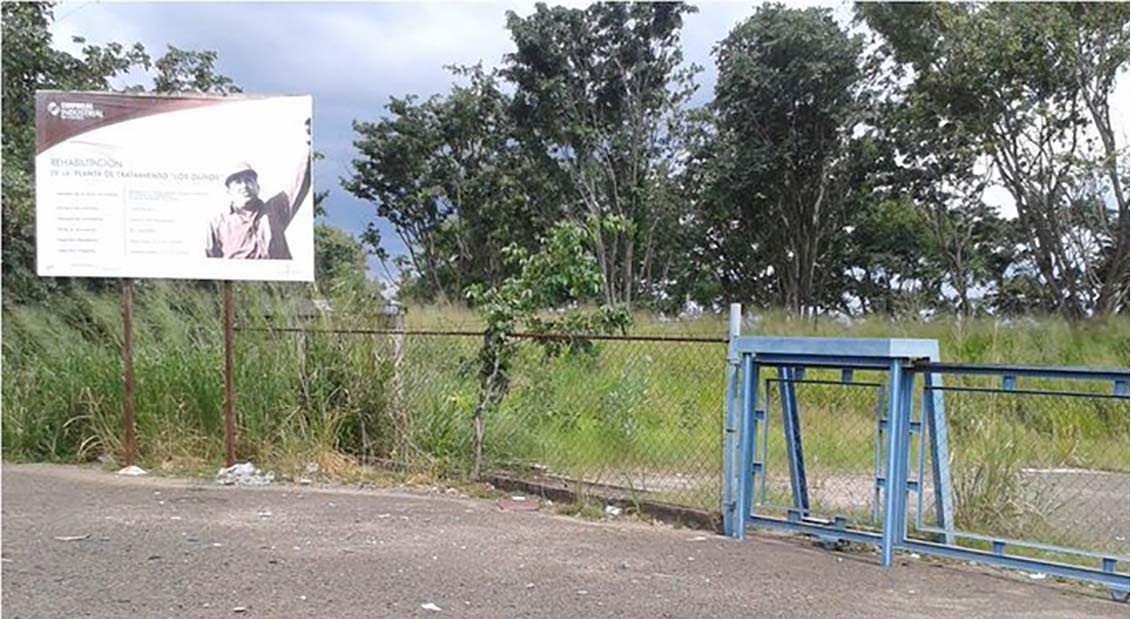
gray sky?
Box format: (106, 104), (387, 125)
(49, 1), (1125, 285)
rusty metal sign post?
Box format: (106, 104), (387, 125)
(121, 279), (137, 467)
(223, 281), (237, 468)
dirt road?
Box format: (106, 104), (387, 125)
(1, 464), (1122, 618)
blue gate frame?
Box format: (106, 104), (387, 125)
(723, 335), (1130, 599)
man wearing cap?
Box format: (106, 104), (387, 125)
(205, 151), (311, 259)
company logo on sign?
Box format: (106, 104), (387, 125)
(48, 100), (104, 120)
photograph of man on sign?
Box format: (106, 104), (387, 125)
(205, 120), (312, 260)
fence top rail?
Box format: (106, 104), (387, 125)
(233, 325), (726, 344)
(915, 361), (1130, 382)
(731, 335), (939, 361)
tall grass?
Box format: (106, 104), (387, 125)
(4, 295), (1127, 487)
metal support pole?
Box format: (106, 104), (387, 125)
(923, 371), (955, 543)
(223, 281), (236, 468)
(723, 304), (742, 538)
(780, 366), (809, 512)
(740, 356), (759, 524)
(881, 360), (909, 567)
(121, 278), (137, 467)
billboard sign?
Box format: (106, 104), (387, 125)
(35, 92), (314, 281)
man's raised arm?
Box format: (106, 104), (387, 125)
(278, 117), (313, 227)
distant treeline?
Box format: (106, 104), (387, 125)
(344, 3), (1128, 318)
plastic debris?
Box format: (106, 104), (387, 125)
(1029, 573), (1047, 580)
(604, 505), (623, 517)
(421, 602), (442, 611)
(216, 463), (274, 486)
(53, 534), (90, 542)
(117, 465), (148, 476)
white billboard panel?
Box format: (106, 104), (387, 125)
(35, 92), (314, 281)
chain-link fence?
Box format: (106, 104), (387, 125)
(237, 326), (727, 510)
(235, 325), (1128, 561)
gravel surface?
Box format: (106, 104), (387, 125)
(1, 463), (1123, 618)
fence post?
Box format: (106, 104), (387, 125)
(724, 303), (742, 538)
(223, 280), (236, 468)
(121, 278), (137, 468)
(880, 359), (912, 567)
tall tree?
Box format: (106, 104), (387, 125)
(346, 66), (556, 303)
(502, 2), (699, 307)
(705, 3), (863, 316)
(859, 2), (1130, 317)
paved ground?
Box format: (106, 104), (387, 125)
(1, 464), (1124, 619)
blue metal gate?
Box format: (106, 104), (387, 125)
(723, 335), (1130, 600)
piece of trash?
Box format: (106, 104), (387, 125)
(170, 516), (183, 521)
(421, 602), (442, 611)
(53, 535), (90, 542)
(216, 463), (274, 486)
(257, 511), (272, 519)
(576, 590), (588, 595)
(298, 478), (313, 486)
(908, 553), (920, 559)
(117, 465), (148, 476)
(232, 606), (248, 613)
(604, 505), (623, 517)
(1029, 573), (1047, 580)
(299, 595), (307, 601)
(619, 561), (630, 570)
(525, 582), (535, 589)
(376, 513), (391, 519)
(497, 498), (539, 512)
(689, 536), (708, 542)
(212, 543), (224, 548)
(510, 496), (527, 501)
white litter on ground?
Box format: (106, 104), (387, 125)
(216, 463), (274, 486)
(116, 465), (148, 476)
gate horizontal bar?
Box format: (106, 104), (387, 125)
(913, 526), (1131, 563)
(915, 362), (1129, 382)
(746, 515), (882, 547)
(897, 539), (1130, 593)
(924, 384), (1130, 400)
